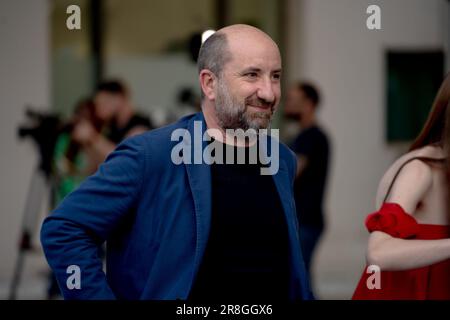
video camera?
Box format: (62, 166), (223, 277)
(17, 108), (73, 177)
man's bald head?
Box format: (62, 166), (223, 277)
(219, 24), (279, 52)
(197, 24), (280, 79)
(198, 24), (282, 131)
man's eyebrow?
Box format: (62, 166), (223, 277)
(240, 67), (282, 73)
(240, 67), (262, 74)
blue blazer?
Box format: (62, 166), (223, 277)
(41, 112), (312, 300)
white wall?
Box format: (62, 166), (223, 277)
(0, 0), (50, 294)
(288, 0), (448, 298)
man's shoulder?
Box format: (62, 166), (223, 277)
(300, 125), (329, 141)
(294, 125), (330, 154)
(110, 113), (201, 174)
(116, 113), (200, 160)
(125, 112), (199, 147)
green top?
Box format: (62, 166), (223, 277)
(52, 133), (89, 206)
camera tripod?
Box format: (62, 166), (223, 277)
(9, 108), (62, 299)
(8, 166), (51, 300)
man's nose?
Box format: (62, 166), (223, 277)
(257, 78), (276, 104)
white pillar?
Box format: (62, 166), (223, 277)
(0, 0), (50, 288)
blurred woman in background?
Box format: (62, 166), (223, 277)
(353, 73), (450, 299)
(52, 99), (103, 205)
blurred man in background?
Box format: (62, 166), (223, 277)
(72, 80), (153, 167)
(285, 82), (330, 294)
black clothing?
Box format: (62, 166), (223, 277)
(289, 126), (330, 228)
(189, 140), (290, 301)
(107, 114), (152, 144)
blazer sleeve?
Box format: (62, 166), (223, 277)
(40, 134), (147, 299)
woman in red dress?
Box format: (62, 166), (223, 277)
(353, 73), (450, 299)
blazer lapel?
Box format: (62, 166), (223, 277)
(260, 134), (298, 239)
(264, 137), (308, 298)
(271, 160), (299, 241)
(184, 113), (212, 275)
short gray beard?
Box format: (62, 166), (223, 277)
(214, 78), (273, 131)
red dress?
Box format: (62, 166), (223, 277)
(352, 203), (450, 300)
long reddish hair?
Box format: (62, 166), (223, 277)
(409, 73), (450, 212)
(410, 72), (450, 153)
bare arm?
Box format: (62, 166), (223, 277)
(84, 135), (116, 166)
(295, 154), (308, 177)
(87, 125), (148, 163)
(367, 160), (450, 271)
(73, 122), (149, 168)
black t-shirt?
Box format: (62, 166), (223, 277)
(107, 113), (152, 144)
(289, 125), (330, 227)
(188, 140), (290, 302)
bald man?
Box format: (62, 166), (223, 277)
(41, 25), (312, 301)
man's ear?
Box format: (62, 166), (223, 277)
(199, 69), (217, 100)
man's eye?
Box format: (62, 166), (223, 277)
(245, 72), (258, 78)
(273, 74), (281, 80)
